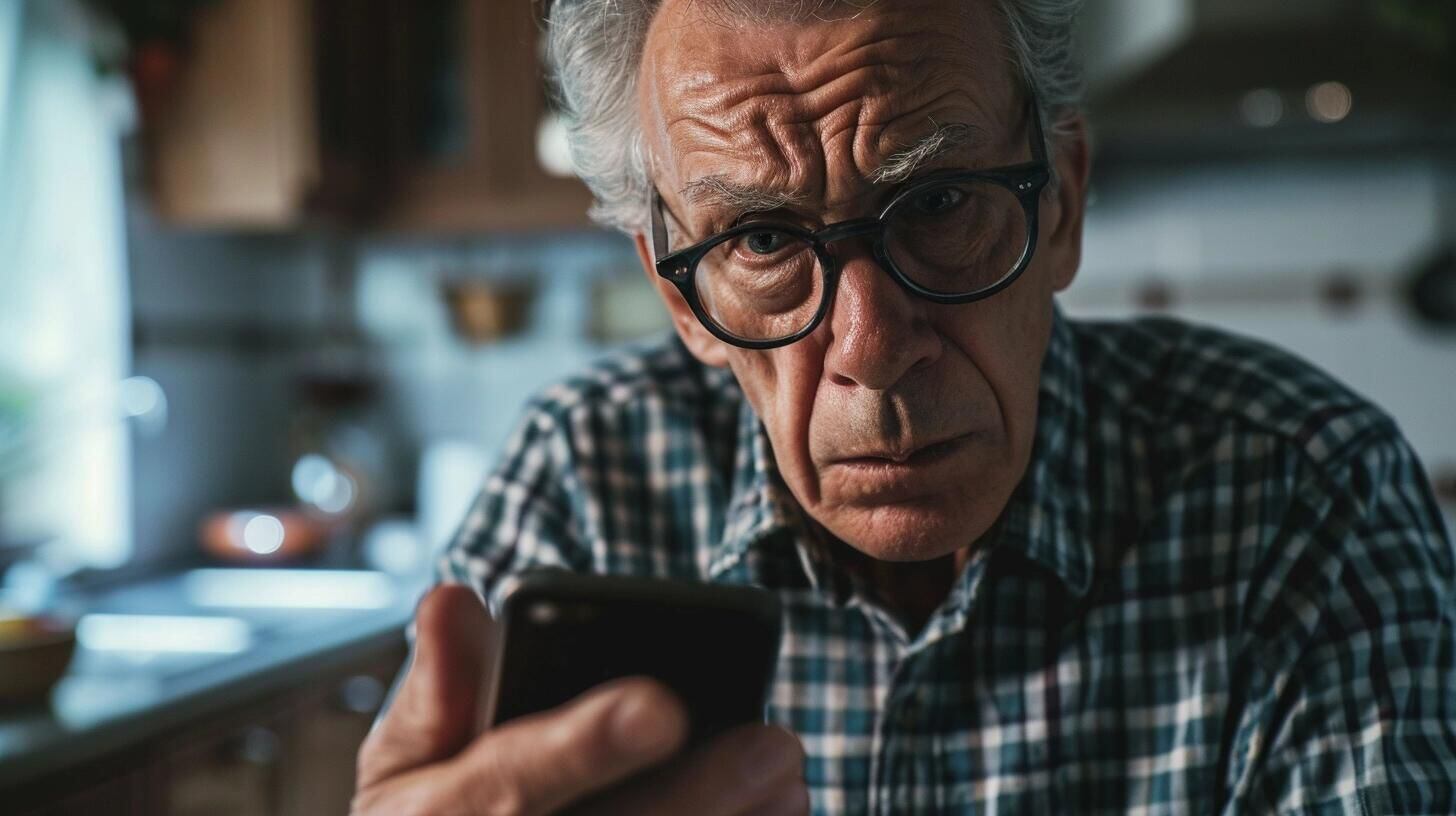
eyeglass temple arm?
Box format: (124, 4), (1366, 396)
(650, 189), (670, 262)
(1028, 92), (1049, 165)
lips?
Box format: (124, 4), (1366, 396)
(831, 433), (973, 468)
(820, 433), (977, 504)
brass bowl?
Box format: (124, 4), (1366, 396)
(441, 280), (536, 344)
(0, 615), (77, 704)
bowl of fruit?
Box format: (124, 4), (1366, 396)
(0, 610), (76, 705)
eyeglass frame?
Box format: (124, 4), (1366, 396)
(650, 94), (1052, 350)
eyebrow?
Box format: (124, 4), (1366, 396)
(675, 120), (980, 225)
(870, 121), (980, 184)
(680, 175), (804, 223)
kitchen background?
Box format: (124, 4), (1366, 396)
(1, 0), (1454, 813)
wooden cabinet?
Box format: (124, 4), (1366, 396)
(149, 0), (319, 227)
(357, 0), (594, 232)
(28, 765), (159, 816)
(148, 0), (592, 232)
(11, 638), (406, 816)
(166, 715), (291, 816)
(277, 658), (397, 816)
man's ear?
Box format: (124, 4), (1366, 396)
(1043, 114), (1091, 293)
(633, 232), (731, 368)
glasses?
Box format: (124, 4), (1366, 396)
(651, 97), (1050, 349)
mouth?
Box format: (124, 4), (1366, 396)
(833, 433), (974, 469)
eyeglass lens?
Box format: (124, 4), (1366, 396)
(691, 177), (1029, 342)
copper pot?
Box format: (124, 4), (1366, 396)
(200, 508), (330, 563)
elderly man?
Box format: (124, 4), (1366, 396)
(353, 0), (1455, 813)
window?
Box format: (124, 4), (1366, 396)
(0, 0), (132, 569)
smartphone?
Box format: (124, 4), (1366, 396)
(483, 570), (782, 746)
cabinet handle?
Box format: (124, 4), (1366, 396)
(235, 725), (281, 766)
(338, 674), (386, 715)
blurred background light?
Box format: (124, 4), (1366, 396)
(240, 513), (284, 555)
(77, 614), (253, 654)
(183, 569), (395, 610)
(290, 453), (356, 515)
(1239, 88), (1284, 128)
(1306, 81), (1353, 123)
(119, 375), (166, 435)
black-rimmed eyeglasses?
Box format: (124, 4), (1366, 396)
(651, 96), (1051, 349)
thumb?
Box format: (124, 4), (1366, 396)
(357, 583), (494, 788)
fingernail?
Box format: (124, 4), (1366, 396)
(611, 687), (682, 755)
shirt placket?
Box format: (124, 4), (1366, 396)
(862, 559), (989, 815)
(858, 601), (950, 816)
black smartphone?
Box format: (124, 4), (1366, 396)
(483, 570), (782, 746)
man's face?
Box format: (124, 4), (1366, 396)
(635, 0), (1088, 562)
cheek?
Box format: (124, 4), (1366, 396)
(726, 340), (827, 482)
(940, 280), (1054, 436)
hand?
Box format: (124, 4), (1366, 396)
(352, 584), (809, 816)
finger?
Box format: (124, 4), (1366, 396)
(730, 777), (811, 816)
(576, 724), (804, 816)
(440, 676), (689, 816)
(358, 584), (494, 788)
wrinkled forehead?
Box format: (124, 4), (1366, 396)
(638, 0), (1021, 212)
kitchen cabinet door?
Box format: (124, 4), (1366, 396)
(165, 713), (296, 816)
(148, 0), (319, 227)
(148, 0), (592, 232)
(279, 644), (407, 816)
(369, 0), (594, 232)
(18, 765), (157, 816)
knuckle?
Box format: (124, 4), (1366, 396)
(544, 709), (614, 778)
(355, 729), (385, 772)
(347, 786), (381, 816)
(475, 781), (529, 816)
(465, 728), (572, 816)
(349, 784), (448, 816)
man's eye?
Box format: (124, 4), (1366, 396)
(909, 186), (966, 216)
(742, 231), (790, 255)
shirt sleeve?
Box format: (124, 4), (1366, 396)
(435, 400), (591, 612)
(1223, 430), (1456, 815)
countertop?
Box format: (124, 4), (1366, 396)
(0, 567), (431, 790)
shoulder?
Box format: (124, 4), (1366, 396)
(521, 332), (739, 431)
(1069, 315), (1396, 471)
(499, 332), (744, 474)
(494, 331), (743, 497)
(441, 333), (744, 594)
(1068, 317), (1452, 657)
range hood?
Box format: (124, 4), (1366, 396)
(1080, 0), (1456, 161)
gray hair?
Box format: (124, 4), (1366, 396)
(544, 0), (1085, 234)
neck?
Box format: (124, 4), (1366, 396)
(829, 539), (969, 635)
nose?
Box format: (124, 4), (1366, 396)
(821, 247), (943, 391)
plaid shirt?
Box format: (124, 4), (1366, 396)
(441, 311), (1455, 815)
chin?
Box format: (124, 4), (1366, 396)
(820, 498), (997, 562)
